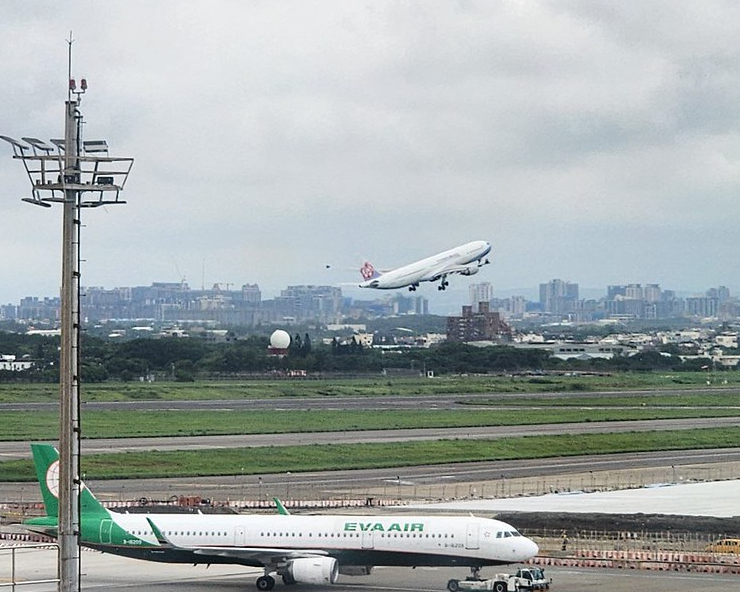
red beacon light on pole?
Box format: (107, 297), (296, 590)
(69, 78), (76, 90)
(80, 78), (87, 91)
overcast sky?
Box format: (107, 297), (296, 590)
(1, 1), (739, 312)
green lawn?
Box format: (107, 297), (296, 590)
(2, 427), (738, 481)
(2, 405), (739, 441)
(1, 371), (739, 403)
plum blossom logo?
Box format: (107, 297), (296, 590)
(361, 262), (375, 280)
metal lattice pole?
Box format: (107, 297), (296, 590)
(1, 41), (134, 592)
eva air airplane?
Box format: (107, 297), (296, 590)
(26, 444), (538, 590)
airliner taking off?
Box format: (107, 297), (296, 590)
(26, 444), (537, 590)
(359, 240), (492, 291)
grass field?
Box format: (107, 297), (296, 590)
(1, 405), (739, 441)
(2, 427), (738, 481)
(3, 373), (739, 480)
(1, 371), (739, 403)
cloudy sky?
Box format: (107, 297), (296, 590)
(1, 1), (739, 312)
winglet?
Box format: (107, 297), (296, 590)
(274, 497), (291, 515)
(146, 517), (172, 547)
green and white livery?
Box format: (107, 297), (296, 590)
(26, 444), (538, 590)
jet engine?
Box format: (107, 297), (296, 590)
(287, 557), (339, 585)
(459, 266), (480, 276)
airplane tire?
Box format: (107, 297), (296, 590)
(447, 579), (460, 592)
(256, 576), (275, 591)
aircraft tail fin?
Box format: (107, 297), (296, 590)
(30, 443), (108, 518)
(274, 497), (291, 515)
(360, 261), (381, 280)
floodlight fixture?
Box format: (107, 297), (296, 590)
(22, 137), (55, 155)
(2, 129), (133, 208)
(83, 139), (108, 154)
(0, 135), (30, 155)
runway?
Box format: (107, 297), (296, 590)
(2, 416), (739, 462)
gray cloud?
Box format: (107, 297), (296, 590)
(1, 0), (738, 310)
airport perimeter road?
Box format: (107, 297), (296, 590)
(5, 548), (738, 592)
(1, 416), (739, 461)
(2, 386), (740, 411)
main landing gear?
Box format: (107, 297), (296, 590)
(256, 575), (275, 591)
(408, 283), (420, 292)
(256, 570), (297, 589)
(437, 278), (449, 291)
(447, 567), (499, 592)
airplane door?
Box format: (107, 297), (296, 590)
(361, 530), (374, 549)
(466, 523), (480, 550)
(235, 525), (246, 546)
(100, 519), (112, 544)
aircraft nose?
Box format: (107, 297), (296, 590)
(522, 537), (539, 559)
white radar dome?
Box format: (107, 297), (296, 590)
(270, 330), (291, 349)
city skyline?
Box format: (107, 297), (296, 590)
(2, 2), (739, 305)
(1, 277), (734, 323)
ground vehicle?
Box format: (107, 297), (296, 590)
(447, 574), (517, 592)
(447, 567), (550, 592)
(705, 538), (740, 554)
(515, 567), (550, 590)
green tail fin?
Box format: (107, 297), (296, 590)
(274, 497), (291, 515)
(30, 444), (108, 517)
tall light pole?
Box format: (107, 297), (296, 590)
(1, 39), (133, 592)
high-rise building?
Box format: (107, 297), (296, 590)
(469, 282), (493, 307)
(240, 284), (261, 304)
(686, 297), (719, 318)
(539, 279), (579, 314)
(708, 286), (731, 303)
(643, 284), (662, 302)
(625, 284), (643, 300)
(446, 301), (512, 343)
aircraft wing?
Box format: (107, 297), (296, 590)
(193, 546), (329, 563)
(146, 517), (327, 565)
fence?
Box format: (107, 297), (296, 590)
(0, 543), (59, 591)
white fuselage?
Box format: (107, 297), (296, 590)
(99, 511), (537, 568)
(359, 240), (491, 290)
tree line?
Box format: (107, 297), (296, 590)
(0, 331), (720, 383)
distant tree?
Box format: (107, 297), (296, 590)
(173, 359), (196, 382)
(289, 333), (303, 357)
(80, 361), (108, 383)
